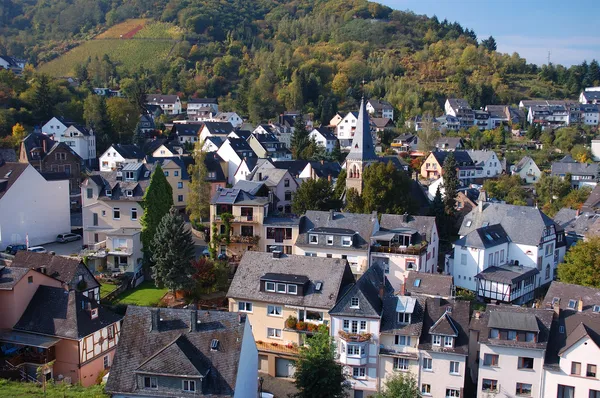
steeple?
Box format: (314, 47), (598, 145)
(347, 97), (377, 161)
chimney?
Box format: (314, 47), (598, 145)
(272, 250), (282, 259)
(434, 296), (441, 307)
(576, 208), (581, 217)
(578, 297), (583, 312)
(399, 281), (406, 296)
(190, 310), (197, 332)
(42, 138), (47, 154)
(379, 283), (385, 300)
(329, 209), (335, 221)
(553, 302), (560, 318)
(478, 199), (483, 213)
(328, 174), (332, 183)
(150, 309), (160, 332)
(238, 313), (246, 324)
(402, 213), (408, 223)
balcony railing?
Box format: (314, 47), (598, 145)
(370, 243), (427, 255)
(229, 235), (260, 244)
(7, 349), (56, 367)
(213, 215), (256, 223)
(107, 246), (133, 256)
(338, 330), (372, 343)
(379, 345), (418, 358)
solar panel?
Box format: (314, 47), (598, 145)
(210, 339), (219, 351)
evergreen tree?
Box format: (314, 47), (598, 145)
(84, 95), (113, 155)
(442, 152), (458, 217)
(141, 163), (174, 266)
(33, 74), (54, 123)
(330, 139), (343, 162)
(187, 140), (212, 226)
(134, 121), (146, 149)
(481, 35), (497, 51)
(151, 208), (196, 292)
(588, 59), (600, 85)
(333, 169), (346, 200)
(293, 325), (347, 398)
(291, 178), (337, 214)
(431, 185), (447, 239)
(291, 115), (309, 159)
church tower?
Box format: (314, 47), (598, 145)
(345, 97), (378, 195)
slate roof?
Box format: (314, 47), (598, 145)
(231, 129), (251, 140)
(11, 251), (99, 289)
(581, 184), (600, 213)
(206, 136), (224, 148)
(205, 153), (226, 181)
(347, 98), (377, 161)
(488, 311), (539, 332)
(250, 168), (290, 187)
(329, 265), (392, 319)
(231, 180), (265, 195)
(582, 91), (600, 102)
(0, 266), (30, 290)
(14, 285), (122, 339)
(553, 209), (599, 237)
(405, 272), (453, 298)
(21, 133), (81, 162)
(146, 94), (179, 104)
(105, 307), (244, 396)
(310, 127), (337, 141)
(551, 161), (599, 177)
(469, 304), (553, 349)
(308, 161), (342, 179)
(544, 281), (600, 313)
(112, 144), (145, 160)
(378, 214), (436, 244)
(371, 118), (393, 129)
(227, 252), (355, 310)
(297, 211), (378, 251)
(475, 265), (539, 284)
(430, 150), (472, 165)
(455, 224), (510, 249)
(0, 162), (29, 201)
(380, 295), (426, 336)
(0, 148), (17, 162)
(172, 123), (201, 137)
(459, 202), (559, 246)
(272, 160), (310, 177)
(368, 99), (393, 111)
(226, 138), (255, 155)
(209, 188), (269, 206)
(203, 122), (234, 136)
(87, 163), (152, 201)
(514, 156), (537, 173)
(467, 149), (496, 165)
(188, 97), (217, 104)
(545, 310), (600, 369)
(446, 98), (471, 111)
(419, 298), (470, 355)
(485, 105), (509, 119)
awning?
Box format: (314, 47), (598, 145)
(0, 329), (60, 349)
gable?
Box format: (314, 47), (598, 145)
(561, 334), (600, 358)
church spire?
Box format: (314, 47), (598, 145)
(347, 97), (377, 161)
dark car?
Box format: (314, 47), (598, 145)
(5, 244), (27, 255)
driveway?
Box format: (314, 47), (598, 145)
(44, 239), (83, 256)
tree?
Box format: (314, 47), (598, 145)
(481, 36), (497, 51)
(190, 257), (229, 296)
(361, 161), (415, 215)
(442, 153), (458, 216)
(291, 116), (309, 159)
(558, 237), (600, 287)
(333, 169), (346, 200)
(141, 163), (174, 266)
(292, 178), (338, 214)
(345, 187), (364, 213)
(535, 175), (571, 215)
(483, 175), (528, 205)
(417, 115), (440, 151)
(134, 121), (146, 149)
(374, 372), (420, 398)
(293, 325), (347, 398)
(9, 123), (26, 147)
(84, 95), (113, 154)
(33, 74), (54, 123)
(106, 97), (138, 143)
(151, 208), (196, 292)
(187, 141), (212, 226)
(331, 139), (343, 162)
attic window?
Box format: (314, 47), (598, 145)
(568, 300), (578, 310)
(105, 189), (112, 197)
(90, 308), (98, 320)
(552, 297), (560, 305)
(314, 282), (322, 292)
(350, 297), (359, 309)
(309, 234), (318, 244)
(210, 339), (219, 351)
(413, 279), (421, 287)
(144, 171), (150, 178)
(125, 171), (134, 180)
(594, 305), (600, 313)
(466, 221), (472, 227)
(126, 190), (133, 197)
(342, 236), (352, 247)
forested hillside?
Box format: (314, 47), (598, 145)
(0, 0), (598, 127)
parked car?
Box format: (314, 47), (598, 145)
(201, 248), (210, 257)
(56, 233), (82, 243)
(4, 244), (27, 255)
(27, 246), (47, 253)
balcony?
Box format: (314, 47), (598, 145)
(338, 330), (372, 343)
(379, 345), (418, 358)
(82, 240), (108, 258)
(6, 348), (56, 367)
(370, 242), (427, 255)
(254, 340), (299, 356)
(213, 215), (257, 223)
(107, 246), (133, 256)
(340, 353), (368, 366)
(229, 235), (260, 244)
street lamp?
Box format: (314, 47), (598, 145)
(258, 376), (264, 397)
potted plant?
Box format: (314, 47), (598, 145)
(306, 323), (317, 332)
(256, 340), (263, 345)
(271, 342), (279, 347)
(296, 321), (306, 331)
(285, 316), (297, 329)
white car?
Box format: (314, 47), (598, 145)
(27, 246), (47, 253)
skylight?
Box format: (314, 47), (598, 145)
(466, 221), (472, 227)
(413, 279), (421, 287)
(594, 305), (600, 313)
(210, 339), (219, 351)
(568, 299), (578, 310)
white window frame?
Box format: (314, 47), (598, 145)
(352, 367), (366, 379)
(309, 234), (318, 244)
(342, 236), (352, 247)
(265, 282), (275, 292)
(394, 358), (409, 371)
(326, 235), (333, 245)
(113, 208), (120, 220)
(267, 305), (282, 317)
(444, 336), (454, 347)
(350, 297), (359, 308)
(343, 320), (350, 331)
(432, 335), (442, 346)
(182, 379), (196, 392)
(287, 284), (297, 295)
(144, 376), (158, 389)
(276, 283), (287, 293)
(422, 357), (432, 371)
(131, 208), (138, 220)
(267, 327), (282, 339)
(360, 320), (367, 331)
(449, 361), (460, 375)
(238, 301), (252, 313)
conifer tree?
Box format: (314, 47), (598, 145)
(442, 152), (458, 217)
(187, 140), (211, 225)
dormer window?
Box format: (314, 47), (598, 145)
(398, 313), (411, 324)
(568, 299), (578, 310)
(309, 234), (318, 244)
(276, 283), (286, 293)
(350, 297), (359, 308)
(105, 189), (112, 197)
(266, 282), (275, 292)
(342, 236), (352, 247)
(594, 305), (600, 313)
(126, 190), (133, 197)
(432, 335), (442, 346)
(288, 284), (297, 295)
(125, 171), (134, 180)
(327, 235), (334, 245)
(444, 336), (454, 347)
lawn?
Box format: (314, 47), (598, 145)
(99, 282), (119, 299)
(111, 281), (168, 306)
(0, 379), (107, 397)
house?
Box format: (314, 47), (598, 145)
(582, 184), (600, 213)
(329, 264), (392, 396)
(263, 216), (301, 255)
(553, 208), (600, 245)
(522, 102), (570, 127)
(391, 134), (418, 153)
(420, 151), (474, 181)
(434, 137), (464, 152)
(209, 187), (270, 258)
(11, 251), (100, 301)
(227, 251), (354, 378)
(371, 118), (395, 133)
(435, 115), (460, 132)
(145, 94), (182, 115)
(204, 152), (227, 197)
(41, 116), (73, 137)
(580, 88), (600, 104)
(336, 111), (377, 150)
(213, 112), (243, 128)
(198, 121), (235, 143)
(0, 161), (70, 250)
(0, 55), (25, 74)
(10, 285), (122, 386)
(58, 124), (96, 165)
(329, 113), (344, 128)
(248, 167), (299, 214)
(551, 158), (599, 189)
(469, 305), (553, 398)
(232, 157), (258, 184)
(542, 282), (600, 398)
(20, 132), (83, 194)
(186, 97), (218, 119)
(92, 88), (122, 97)
(485, 105), (510, 128)
(247, 132), (292, 161)
(444, 99), (474, 129)
(467, 149), (503, 178)
(138, 114), (156, 135)
(366, 99), (394, 119)
(144, 138), (184, 158)
(511, 156), (542, 184)
(308, 127), (338, 153)
(105, 306), (257, 397)
(216, 138), (257, 184)
(450, 202), (566, 304)
(202, 136), (224, 152)
(295, 210), (379, 274)
(569, 104), (599, 126)
(370, 214), (439, 290)
(99, 144), (145, 172)
(146, 157), (191, 209)
(81, 163), (153, 276)
(170, 123), (202, 145)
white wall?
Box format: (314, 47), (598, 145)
(216, 141), (243, 184)
(419, 351), (466, 398)
(234, 320), (258, 398)
(0, 165), (70, 249)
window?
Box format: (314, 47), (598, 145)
(238, 301), (252, 312)
(276, 283), (287, 293)
(178, 195), (184, 202)
(422, 357), (432, 371)
(113, 208), (120, 219)
(326, 235), (333, 245)
(343, 320), (350, 331)
(27, 276), (33, 284)
(284, 191), (292, 201)
(267, 328), (282, 339)
(545, 242), (554, 257)
(568, 299), (578, 309)
(342, 236), (352, 247)
(432, 335), (442, 346)
(398, 312), (411, 324)
(557, 385), (575, 398)
(461, 253), (467, 265)
(508, 330), (517, 340)
(360, 321), (367, 331)
(482, 379), (498, 392)
(288, 284), (297, 295)
(86, 188), (93, 199)
(449, 361), (460, 374)
(347, 345), (364, 356)
(350, 297), (359, 308)
(107, 325), (114, 339)
(174, 170), (179, 177)
(164, 171), (169, 176)
(546, 264), (550, 279)
(103, 355), (110, 369)
(131, 208), (138, 220)
(444, 336), (454, 347)
(265, 282), (275, 292)
(284, 179), (290, 187)
(590, 390), (600, 398)
(483, 354), (499, 367)
(395, 335), (411, 346)
(571, 362), (581, 375)
(352, 367), (366, 379)
(351, 320), (358, 334)
(267, 305), (282, 317)
(393, 358), (409, 371)
(309, 234), (318, 244)
(446, 389), (460, 397)
(182, 380), (196, 392)
(588, 364), (597, 378)
(518, 357), (534, 369)
(106, 189), (112, 197)
(93, 213), (98, 226)
(489, 253), (493, 265)
(177, 182), (183, 189)
(516, 383), (532, 396)
(144, 376), (157, 389)
(421, 384), (431, 395)
(500, 249), (505, 263)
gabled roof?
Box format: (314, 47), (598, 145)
(21, 133), (82, 163)
(367, 99), (393, 110)
(210, 187), (269, 206)
(66, 123), (92, 136)
(371, 117), (394, 128)
(14, 285), (122, 339)
(308, 161), (342, 179)
(204, 153), (226, 182)
(105, 307), (245, 396)
(430, 150), (472, 165)
(297, 211), (378, 250)
(188, 97), (217, 104)
(419, 298), (469, 355)
(146, 94), (179, 104)
(545, 310), (600, 370)
(0, 162), (29, 201)
(172, 123), (201, 137)
(310, 127), (337, 141)
(227, 252), (355, 310)
(446, 98), (471, 111)
(551, 161), (599, 177)
(514, 156), (537, 172)
(488, 311), (539, 332)
(582, 184), (600, 212)
(429, 312), (458, 336)
(250, 167), (290, 188)
(544, 281), (600, 313)
(203, 121), (234, 136)
(347, 98), (377, 161)
(553, 209), (599, 237)
(455, 224), (509, 249)
(378, 214), (436, 243)
(87, 164), (153, 201)
(272, 160), (310, 177)
(111, 144), (145, 160)
(0, 266), (31, 290)
(231, 180), (265, 195)
(405, 272), (453, 298)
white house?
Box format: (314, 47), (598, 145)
(41, 116), (72, 137)
(467, 150), (503, 178)
(336, 111), (359, 149)
(145, 94), (182, 115)
(308, 127), (338, 153)
(450, 202), (566, 304)
(445, 99), (474, 129)
(0, 161), (70, 250)
(592, 140), (600, 161)
(198, 121), (235, 143)
(216, 138), (257, 184)
(99, 144), (145, 172)
(579, 87), (600, 104)
(212, 112), (243, 128)
(511, 156), (542, 184)
(366, 99), (394, 120)
(186, 97), (218, 119)
(60, 125), (96, 165)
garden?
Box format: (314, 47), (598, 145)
(110, 281), (168, 307)
(0, 379), (107, 397)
